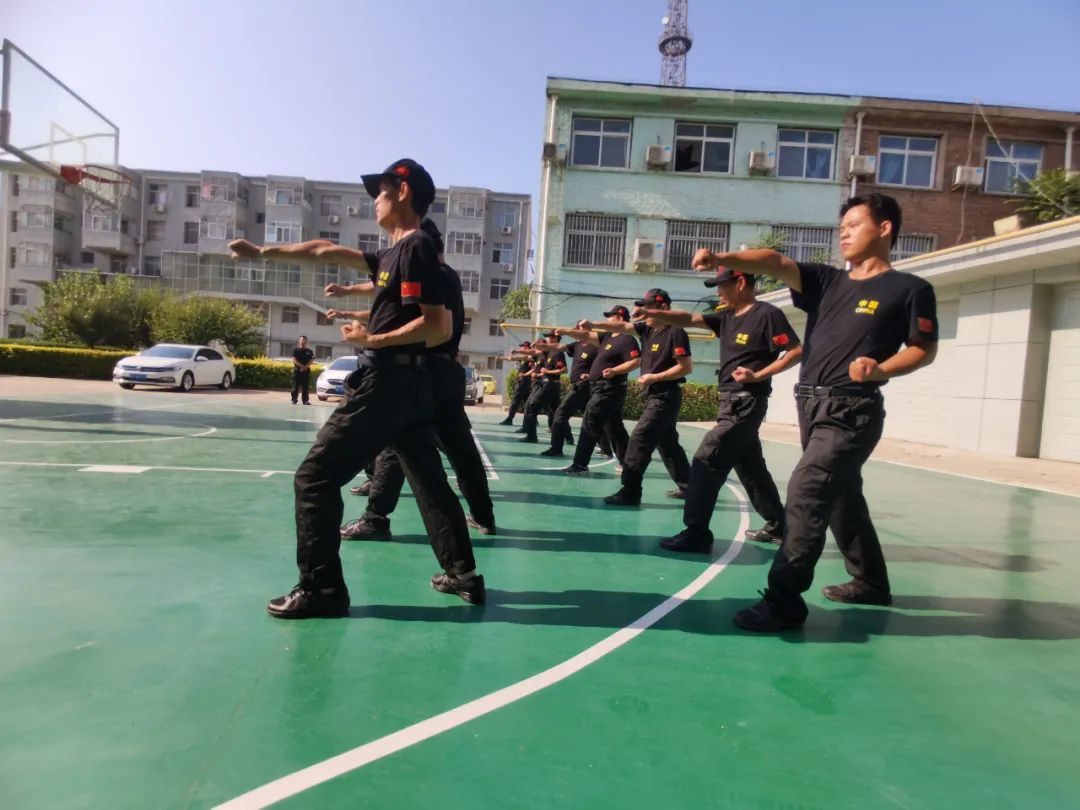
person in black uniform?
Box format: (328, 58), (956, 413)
(499, 342), (535, 426)
(555, 305), (640, 475)
(520, 333), (567, 443)
(596, 289), (693, 506)
(640, 269), (803, 553)
(291, 336), (315, 405)
(540, 334), (597, 457)
(692, 193), (938, 632)
(332, 219), (498, 540)
(232, 158), (485, 617)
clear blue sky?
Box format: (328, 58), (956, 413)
(6, 0), (1080, 221)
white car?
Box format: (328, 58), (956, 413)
(316, 355), (360, 401)
(113, 343), (236, 392)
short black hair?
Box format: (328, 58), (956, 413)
(420, 218), (445, 254)
(840, 193), (902, 247)
(298, 335), (307, 341)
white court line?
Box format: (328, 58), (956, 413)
(4, 424), (217, 445)
(0, 460), (292, 476)
(470, 431), (500, 482)
(214, 484), (750, 810)
(0, 396), (229, 424)
(78, 465), (151, 474)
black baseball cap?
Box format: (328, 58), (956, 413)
(361, 159), (436, 216)
(603, 305), (631, 320)
(634, 288), (672, 306)
(543, 330), (558, 338)
(704, 267), (756, 287)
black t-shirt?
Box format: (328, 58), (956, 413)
(292, 346), (314, 371)
(428, 262), (465, 356)
(567, 340), (594, 382)
(793, 263), (938, 388)
(587, 332), (640, 381)
(539, 349), (567, 383)
(702, 301), (801, 393)
(364, 231), (444, 356)
(633, 322), (691, 382)
(517, 358), (534, 375)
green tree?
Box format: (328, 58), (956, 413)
(26, 272), (162, 348)
(150, 296), (265, 356)
(751, 231), (789, 293)
(498, 284), (532, 320)
(1009, 169), (1080, 224)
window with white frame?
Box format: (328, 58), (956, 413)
(462, 317), (472, 334)
(770, 225), (836, 263)
(281, 305), (300, 324)
(314, 265), (341, 289)
(143, 256), (162, 276)
(318, 231), (340, 243)
(777, 129), (836, 180)
(430, 199), (447, 215)
(265, 221), (300, 243)
(985, 141), (1043, 194)
(488, 319), (504, 337)
(146, 220), (166, 241)
(570, 117), (631, 168)
(452, 193), (484, 218)
(148, 183), (167, 206)
(270, 183), (303, 206)
(489, 278), (511, 300)
(665, 220), (730, 272)
(486, 356), (503, 370)
(493, 203), (516, 230)
(564, 214), (627, 269)
(16, 243), (50, 265)
(202, 215), (235, 240)
(877, 135), (938, 188)
(84, 210), (119, 232)
(320, 194), (343, 217)
(235, 266), (265, 282)
(26, 175), (55, 191)
(185, 185), (200, 207)
(279, 342), (294, 357)
(203, 175), (235, 201)
(183, 222), (199, 244)
(10, 287), (27, 306)
(460, 270), (480, 293)
(8, 324), (26, 338)
(20, 207), (51, 229)
(314, 344), (332, 360)
(352, 197), (374, 219)
(674, 122), (735, 174)
(357, 233), (380, 253)
(491, 242), (515, 264)
(891, 233), (937, 261)
(109, 256), (126, 274)
(447, 231), (482, 255)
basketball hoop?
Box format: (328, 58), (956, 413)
(59, 163), (132, 210)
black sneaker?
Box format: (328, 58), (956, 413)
(267, 584), (350, 619)
(539, 447), (564, 458)
(466, 515), (497, 535)
(665, 489), (687, 500)
(340, 515), (392, 541)
(431, 573), (486, 605)
(565, 435), (575, 446)
(519, 435), (538, 444)
(745, 522), (783, 544)
(349, 481), (372, 497)
(733, 591), (807, 633)
(498, 418), (513, 426)
(603, 489), (641, 507)
(660, 528), (714, 554)
(596, 449), (614, 458)
(822, 581), (893, 606)
(561, 464), (589, 476)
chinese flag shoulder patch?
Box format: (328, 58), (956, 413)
(674, 346), (688, 356)
(629, 350), (640, 358)
(917, 317), (934, 332)
(401, 281), (421, 298)
(772, 333), (790, 347)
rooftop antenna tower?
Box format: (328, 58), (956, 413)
(658, 0), (693, 87)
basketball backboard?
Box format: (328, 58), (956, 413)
(0, 39), (122, 207)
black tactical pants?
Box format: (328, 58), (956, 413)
(548, 381), (590, 452)
(522, 380), (562, 440)
(572, 380), (629, 467)
(620, 383), (691, 497)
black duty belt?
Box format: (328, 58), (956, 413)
(358, 351), (426, 369)
(794, 384), (879, 398)
(425, 352), (457, 363)
(717, 389), (757, 400)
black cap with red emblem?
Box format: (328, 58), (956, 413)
(361, 159), (436, 216)
(704, 267), (756, 287)
(602, 305), (631, 320)
(634, 288), (672, 307)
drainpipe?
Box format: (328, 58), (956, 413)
(849, 111), (866, 197)
(1066, 126), (1075, 174)
(534, 93), (558, 330)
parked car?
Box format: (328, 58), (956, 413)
(316, 355), (360, 401)
(113, 344), (235, 392)
(479, 374), (496, 395)
(464, 366), (484, 405)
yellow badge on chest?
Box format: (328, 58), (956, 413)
(855, 299), (879, 316)
(605, 343), (613, 350)
(651, 343), (660, 352)
(735, 333), (749, 345)
(377, 271), (390, 288)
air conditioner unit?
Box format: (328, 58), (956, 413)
(346, 205), (359, 216)
(633, 238), (664, 267)
(151, 203), (166, 213)
(328, 214), (341, 225)
(542, 141), (568, 164)
(501, 263), (513, 273)
(500, 225), (513, 235)
(748, 150), (776, 174)
(848, 154), (878, 177)
(953, 165), (985, 187)
(645, 144), (672, 168)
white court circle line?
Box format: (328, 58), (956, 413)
(3, 423), (218, 445)
(214, 483), (750, 809)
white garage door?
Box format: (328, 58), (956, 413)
(1040, 283), (1080, 463)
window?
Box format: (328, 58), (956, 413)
(148, 183), (167, 207)
(430, 199), (447, 214)
(11, 175), (18, 196)
(53, 213), (72, 233)
(460, 270), (480, 293)
(266, 221), (301, 243)
(318, 231), (340, 244)
(110, 255), (126, 274)
(447, 231), (482, 255)
(771, 225), (836, 263)
(201, 215), (235, 240)
(10, 287), (27, 306)
(357, 233), (380, 253)
(462, 317), (472, 335)
(272, 186), (300, 206)
(53, 252), (71, 269)
(16, 243), (50, 265)
(452, 193), (484, 218)
(26, 175), (56, 191)
(143, 256), (162, 276)
(564, 213), (627, 269)
(665, 220), (730, 272)
(493, 203), (516, 230)
(491, 242), (515, 264)
(489, 319), (504, 337)
(84, 210), (118, 232)
(314, 344), (332, 360)
(674, 122), (735, 174)
(570, 117), (631, 169)
(186, 185), (200, 207)
(316, 311), (333, 326)
(8, 324), (27, 338)
(353, 197), (375, 219)
(489, 278), (511, 299)
(281, 305), (300, 323)
(80, 251), (94, 264)
(279, 342), (295, 357)
(320, 194), (343, 217)
(256, 212), (265, 225)
(183, 222), (199, 244)
(891, 233), (937, 261)
(486, 356), (504, 370)
(985, 141), (1043, 194)
(877, 135), (938, 189)
(203, 175), (235, 202)
(20, 208), (51, 229)
(9, 211), (16, 232)
(777, 129), (836, 180)
(146, 220), (167, 241)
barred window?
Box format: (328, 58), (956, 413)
(665, 220), (730, 273)
(564, 214), (626, 269)
(771, 225), (836, 263)
(891, 233), (937, 261)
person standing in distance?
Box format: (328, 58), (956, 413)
(291, 336), (315, 405)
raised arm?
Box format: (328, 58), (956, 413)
(554, 327), (600, 345)
(692, 248), (802, 292)
(635, 308), (705, 327)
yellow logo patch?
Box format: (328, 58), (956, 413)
(377, 270), (390, 288)
(735, 333), (749, 345)
(581, 353), (589, 359)
(605, 344), (613, 350)
(855, 299), (879, 316)
(651, 343), (660, 352)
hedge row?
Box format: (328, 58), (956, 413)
(0, 344), (321, 389)
(504, 370), (719, 422)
